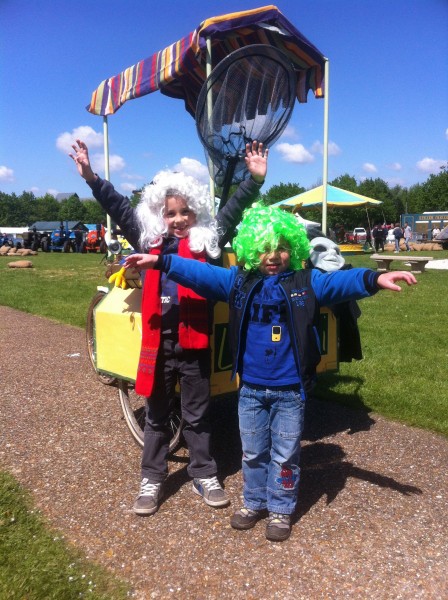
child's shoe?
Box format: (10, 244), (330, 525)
(133, 479), (163, 516)
(230, 507), (264, 530)
(192, 476), (229, 507)
(265, 512), (291, 541)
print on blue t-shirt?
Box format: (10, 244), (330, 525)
(242, 275), (299, 386)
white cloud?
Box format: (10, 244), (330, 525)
(362, 162), (377, 173)
(90, 153), (125, 174)
(310, 140), (341, 156)
(172, 157), (209, 183)
(276, 143), (314, 164)
(0, 165), (14, 182)
(416, 157), (445, 173)
(387, 162), (402, 171)
(445, 128), (448, 140)
(47, 188), (59, 196)
(56, 126), (103, 153)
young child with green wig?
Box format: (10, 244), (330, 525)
(124, 202), (417, 542)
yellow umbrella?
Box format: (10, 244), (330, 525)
(274, 184), (383, 209)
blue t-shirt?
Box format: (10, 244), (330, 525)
(242, 274), (299, 387)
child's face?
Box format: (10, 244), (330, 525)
(258, 240), (291, 276)
(164, 195), (197, 239)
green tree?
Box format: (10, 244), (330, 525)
(419, 165), (448, 211)
(330, 174), (358, 192)
(35, 194), (60, 221)
(58, 195), (85, 221)
(263, 182), (305, 205)
(82, 199), (107, 224)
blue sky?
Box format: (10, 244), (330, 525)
(1, 0), (447, 200)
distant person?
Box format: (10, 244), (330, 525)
(403, 222), (412, 251)
(372, 222), (385, 252)
(431, 225), (441, 240)
(74, 230), (84, 253)
(123, 203), (417, 542)
(393, 223), (403, 253)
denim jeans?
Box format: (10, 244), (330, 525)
(238, 383), (306, 515)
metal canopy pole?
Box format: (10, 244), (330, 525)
(206, 36), (216, 215)
(322, 58), (329, 235)
(103, 116), (111, 244)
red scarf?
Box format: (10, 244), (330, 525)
(135, 238), (209, 396)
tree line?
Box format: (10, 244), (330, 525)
(1, 166), (446, 229)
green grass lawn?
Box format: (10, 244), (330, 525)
(0, 252), (110, 327)
(314, 250), (448, 436)
(0, 472), (130, 600)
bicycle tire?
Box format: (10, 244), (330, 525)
(118, 379), (184, 453)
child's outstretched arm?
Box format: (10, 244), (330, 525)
(124, 254), (158, 270)
(377, 271), (417, 291)
(69, 140), (97, 183)
(216, 141), (269, 248)
(245, 140), (268, 183)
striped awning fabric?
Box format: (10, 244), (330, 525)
(87, 5), (326, 117)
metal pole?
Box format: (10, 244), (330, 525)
(103, 116), (111, 244)
(322, 58), (329, 235)
(206, 36), (216, 216)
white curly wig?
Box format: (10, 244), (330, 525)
(135, 170), (220, 259)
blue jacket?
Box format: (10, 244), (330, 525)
(158, 255), (381, 398)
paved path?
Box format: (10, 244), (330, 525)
(1, 306), (447, 599)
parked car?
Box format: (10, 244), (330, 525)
(345, 227), (367, 243)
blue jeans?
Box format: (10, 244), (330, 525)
(238, 383), (306, 515)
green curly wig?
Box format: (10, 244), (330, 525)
(233, 203), (311, 271)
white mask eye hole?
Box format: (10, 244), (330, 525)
(313, 244), (329, 252)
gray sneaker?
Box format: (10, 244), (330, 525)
(192, 476), (230, 507)
(133, 479), (163, 516)
(230, 506), (264, 530)
(265, 512), (291, 542)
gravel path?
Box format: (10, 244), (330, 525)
(1, 305), (447, 599)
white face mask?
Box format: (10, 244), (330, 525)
(310, 236), (345, 272)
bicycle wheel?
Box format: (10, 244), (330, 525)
(85, 291), (117, 386)
(118, 379), (184, 453)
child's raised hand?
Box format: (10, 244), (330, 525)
(377, 271), (417, 291)
(124, 253), (158, 270)
(245, 140), (268, 183)
(69, 139), (96, 183)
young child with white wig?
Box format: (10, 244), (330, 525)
(70, 139), (268, 517)
(135, 169), (220, 258)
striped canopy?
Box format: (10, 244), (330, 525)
(87, 5), (326, 118)
(274, 185), (383, 209)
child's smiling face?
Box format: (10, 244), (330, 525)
(164, 195), (197, 238)
(258, 240), (291, 276)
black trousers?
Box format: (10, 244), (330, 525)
(141, 336), (216, 482)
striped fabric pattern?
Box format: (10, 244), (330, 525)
(87, 5), (326, 117)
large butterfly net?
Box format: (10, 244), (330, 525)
(195, 45), (297, 208)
